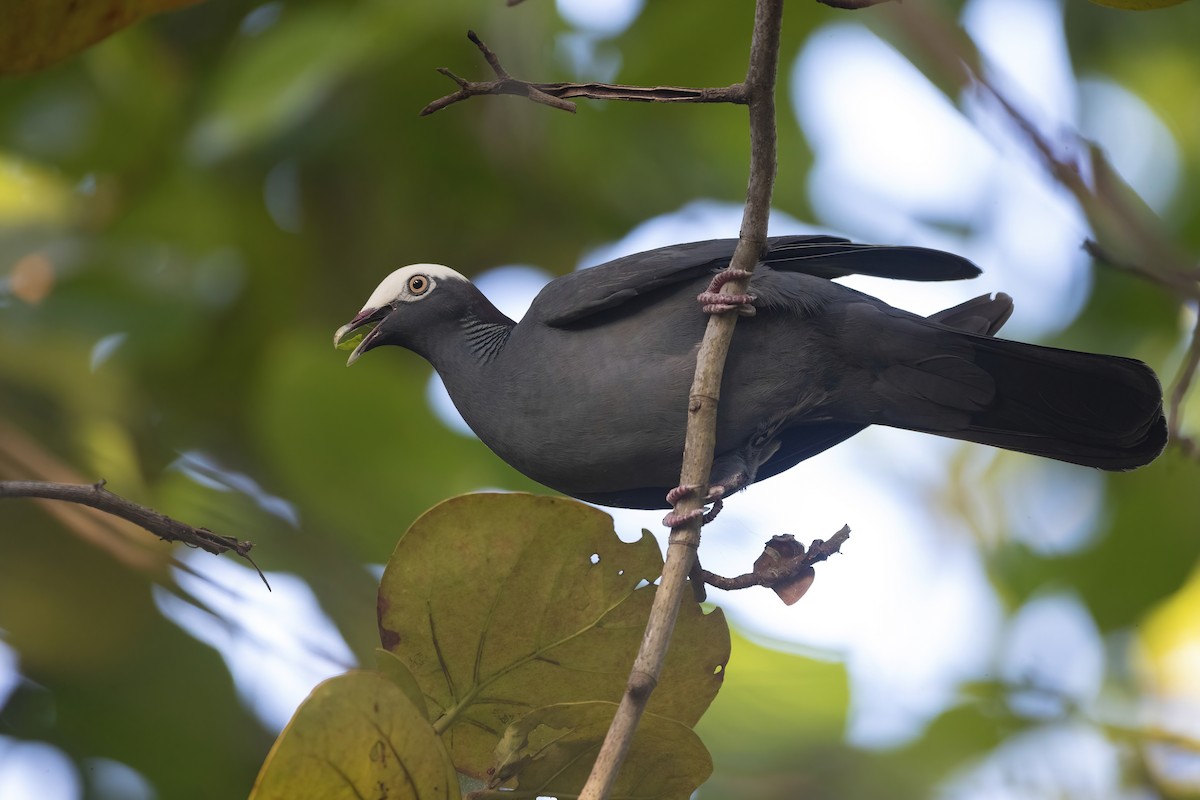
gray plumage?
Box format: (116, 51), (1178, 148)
(335, 236), (1166, 509)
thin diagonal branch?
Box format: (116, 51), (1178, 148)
(0, 479), (269, 589)
(420, 30), (748, 116)
(1083, 239), (1200, 302)
(578, 2), (785, 798)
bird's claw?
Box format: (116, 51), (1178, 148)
(699, 292), (757, 316)
(663, 485), (726, 528)
(698, 269), (756, 316)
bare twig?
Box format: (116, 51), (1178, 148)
(0, 479), (270, 589)
(421, 31), (748, 116)
(1083, 239), (1200, 301)
(696, 527), (851, 605)
(577, 2), (784, 798)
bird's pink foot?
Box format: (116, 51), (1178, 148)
(662, 485), (726, 528)
(698, 270), (756, 316)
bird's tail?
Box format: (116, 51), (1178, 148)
(924, 334), (1166, 470)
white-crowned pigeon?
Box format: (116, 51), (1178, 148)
(334, 236), (1166, 510)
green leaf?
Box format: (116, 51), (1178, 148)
(377, 493), (730, 779)
(249, 671), (457, 800)
(492, 701), (712, 798)
(375, 648), (430, 723)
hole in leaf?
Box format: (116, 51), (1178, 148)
(617, 569), (624, 576)
(713, 664), (724, 675)
(589, 553), (600, 565)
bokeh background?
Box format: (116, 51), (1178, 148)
(2, 0), (1200, 797)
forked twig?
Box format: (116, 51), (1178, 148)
(421, 31), (747, 116)
(696, 527), (851, 605)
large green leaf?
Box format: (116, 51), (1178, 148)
(249, 671), (458, 800)
(492, 701), (711, 798)
(377, 493), (730, 779)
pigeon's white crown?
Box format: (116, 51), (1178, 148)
(361, 263), (469, 310)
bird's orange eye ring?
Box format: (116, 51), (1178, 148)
(407, 275), (430, 295)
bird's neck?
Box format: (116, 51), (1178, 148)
(457, 312), (512, 364)
(424, 311), (516, 446)
(418, 295), (514, 374)
(416, 293), (515, 441)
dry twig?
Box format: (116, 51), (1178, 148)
(696, 527), (851, 605)
(0, 479), (269, 589)
(421, 31), (747, 116)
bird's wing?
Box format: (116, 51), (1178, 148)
(762, 237), (981, 282)
(534, 235), (982, 328)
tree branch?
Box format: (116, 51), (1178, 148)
(696, 527), (851, 605)
(0, 479), (269, 588)
(578, 2), (784, 797)
(420, 31), (748, 116)
(1083, 239), (1200, 302)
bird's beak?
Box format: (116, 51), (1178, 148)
(334, 306), (391, 366)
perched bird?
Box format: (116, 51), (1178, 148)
(334, 236), (1166, 512)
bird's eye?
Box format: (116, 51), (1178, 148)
(407, 275), (431, 296)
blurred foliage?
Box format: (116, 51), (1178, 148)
(0, 0), (1199, 798)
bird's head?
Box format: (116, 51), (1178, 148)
(334, 264), (475, 365)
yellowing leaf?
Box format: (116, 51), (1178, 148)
(375, 647), (429, 722)
(492, 702), (711, 798)
(249, 671), (457, 800)
(378, 493), (730, 779)
(0, 0), (203, 75)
